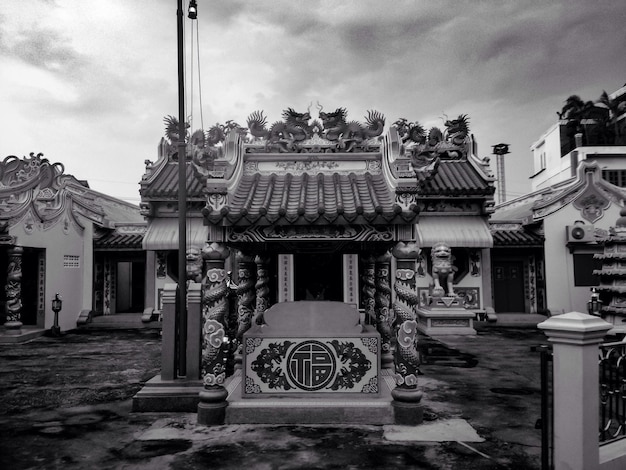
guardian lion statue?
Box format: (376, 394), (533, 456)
(186, 247), (203, 283)
(430, 242), (457, 297)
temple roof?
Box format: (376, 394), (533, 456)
(492, 228), (544, 247)
(416, 160), (494, 196)
(141, 108), (496, 231)
(492, 161), (626, 224)
(204, 172), (417, 226)
(94, 228), (144, 250)
(1, 153), (142, 230)
(140, 160), (205, 200)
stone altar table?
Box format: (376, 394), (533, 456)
(243, 301), (381, 397)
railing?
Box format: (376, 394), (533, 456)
(536, 344), (553, 470)
(599, 339), (626, 444)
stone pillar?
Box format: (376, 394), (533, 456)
(142, 250), (156, 322)
(4, 246), (24, 335)
(538, 312), (611, 470)
(254, 254), (271, 325)
(160, 283), (178, 381)
(82, 221), (94, 312)
(186, 282), (202, 380)
(362, 254), (376, 324)
(234, 252), (256, 369)
(375, 251), (394, 368)
(198, 242), (230, 425)
(391, 241), (423, 424)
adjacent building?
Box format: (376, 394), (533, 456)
(491, 83), (626, 315)
(0, 153), (146, 339)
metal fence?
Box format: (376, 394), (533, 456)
(536, 344), (553, 470)
(599, 339), (626, 444)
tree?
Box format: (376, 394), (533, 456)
(598, 90), (626, 145)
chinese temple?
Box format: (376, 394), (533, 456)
(134, 106), (496, 424)
(0, 153), (146, 342)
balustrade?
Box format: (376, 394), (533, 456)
(599, 339), (626, 444)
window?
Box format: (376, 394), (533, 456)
(573, 253), (602, 286)
(602, 169), (626, 187)
(63, 255), (80, 268)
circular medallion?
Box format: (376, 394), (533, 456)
(286, 340), (336, 391)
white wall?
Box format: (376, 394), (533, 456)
(10, 216), (86, 332)
(531, 123), (566, 191)
(543, 202), (623, 314)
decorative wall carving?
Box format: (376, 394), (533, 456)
(418, 287), (480, 309)
(0, 153), (108, 232)
(227, 224), (394, 243)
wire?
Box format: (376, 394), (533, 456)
(196, 19), (204, 131)
(189, 18), (194, 131)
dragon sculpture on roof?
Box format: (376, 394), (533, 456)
(247, 107), (314, 152)
(318, 105), (386, 152)
(394, 114), (471, 179)
(246, 105), (386, 153)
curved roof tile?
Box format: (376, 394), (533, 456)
(206, 172), (415, 226)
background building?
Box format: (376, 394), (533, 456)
(0, 153), (145, 339)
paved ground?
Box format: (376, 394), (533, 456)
(0, 326), (549, 469)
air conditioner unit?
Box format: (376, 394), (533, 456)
(566, 224), (595, 243)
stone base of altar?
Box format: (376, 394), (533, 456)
(416, 305), (476, 336)
(132, 375), (203, 412)
(224, 369), (396, 425)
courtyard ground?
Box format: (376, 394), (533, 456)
(0, 326), (548, 469)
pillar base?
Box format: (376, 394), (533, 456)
(381, 351), (394, 368)
(391, 387), (423, 425)
(197, 386), (229, 425)
(50, 326), (61, 337)
(3, 321), (23, 336)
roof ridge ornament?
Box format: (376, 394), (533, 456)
(393, 114), (472, 179)
(246, 106), (385, 153)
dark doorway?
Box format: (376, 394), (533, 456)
(494, 260), (526, 312)
(21, 248), (44, 326)
(116, 260), (145, 313)
(294, 253), (343, 301)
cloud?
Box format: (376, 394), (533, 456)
(8, 27), (86, 75)
(1, 0), (625, 204)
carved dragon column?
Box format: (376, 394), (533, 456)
(391, 241), (423, 424)
(361, 254), (376, 325)
(4, 246), (24, 335)
(198, 242), (230, 425)
(254, 254), (271, 325)
(375, 251), (394, 368)
(234, 251), (256, 369)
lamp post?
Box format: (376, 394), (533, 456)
(176, 0), (188, 377)
(587, 287), (602, 316)
(175, 0), (198, 376)
(51, 293), (62, 337)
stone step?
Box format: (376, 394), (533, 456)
(224, 369), (396, 425)
(80, 313), (161, 330)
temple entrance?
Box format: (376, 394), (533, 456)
(294, 253), (343, 301)
(115, 260), (145, 313)
(494, 260), (526, 312)
(21, 248), (44, 326)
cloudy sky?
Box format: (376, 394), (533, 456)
(1, 0), (625, 204)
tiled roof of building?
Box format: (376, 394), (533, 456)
(205, 172), (418, 226)
(94, 231), (144, 250)
(140, 161), (205, 199)
(416, 161), (494, 196)
(492, 229), (544, 247)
